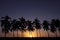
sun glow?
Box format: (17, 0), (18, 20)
(29, 34), (32, 37)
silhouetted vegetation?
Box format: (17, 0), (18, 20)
(0, 16), (11, 37)
(42, 20), (49, 37)
(33, 18), (41, 37)
(0, 15), (60, 37)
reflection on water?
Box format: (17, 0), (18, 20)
(0, 28), (60, 37)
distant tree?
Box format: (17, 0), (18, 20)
(55, 19), (60, 32)
(10, 19), (20, 37)
(50, 19), (57, 37)
(16, 21), (21, 37)
(27, 20), (34, 31)
(0, 16), (11, 37)
(10, 19), (17, 37)
(42, 20), (49, 37)
(33, 18), (41, 37)
(55, 19), (60, 36)
(19, 17), (26, 37)
(11, 19), (18, 31)
(26, 20), (35, 37)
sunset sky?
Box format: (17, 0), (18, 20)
(0, 0), (60, 22)
(0, 0), (60, 37)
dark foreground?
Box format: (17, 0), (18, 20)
(0, 37), (60, 40)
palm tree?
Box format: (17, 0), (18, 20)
(26, 20), (35, 37)
(19, 17), (26, 37)
(0, 16), (11, 37)
(42, 20), (49, 37)
(55, 19), (60, 36)
(33, 18), (41, 37)
(14, 20), (20, 37)
(10, 19), (17, 37)
(50, 19), (56, 37)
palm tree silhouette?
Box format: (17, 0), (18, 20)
(55, 19), (60, 36)
(1, 15), (60, 37)
(50, 19), (56, 37)
(55, 19), (60, 28)
(10, 19), (17, 37)
(33, 18), (41, 37)
(0, 16), (11, 37)
(42, 20), (49, 37)
(26, 20), (35, 37)
(19, 17), (26, 37)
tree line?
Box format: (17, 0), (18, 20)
(0, 15), (60, 37)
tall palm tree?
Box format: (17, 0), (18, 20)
(19, 17), (26, 37)
(0, 16), (11, 37)
(16, 21), (21, 37)
(26, 20), (35, 37)
(50, 19), (56, 37)
(42, 20), (49, 37)
(10, 19), (17, 37)
(33, 18), (41, 37)
(55, 19), (60, 37)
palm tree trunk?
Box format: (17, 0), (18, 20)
(5, 28), (6, 37)
(21, 31), (24, 37)
(37, 30), (38, 37)
(17, 30), (18, 37)
(39, 30), (41, 37)
(20, 31), (21, 37)
(47, 30), (49, 37)
(22, 31), (24, 37)
(21, 31), (22, 37)
(5, 32), (6, 37)
(55, 29), (57, 37)
(13, 31), (14, 37)
(4, 31), (6, 39)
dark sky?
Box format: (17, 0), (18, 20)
(0, 0), (60, 23)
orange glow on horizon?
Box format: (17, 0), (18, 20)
(29, 34), (32, 37)
(0, 29), (60, 37)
